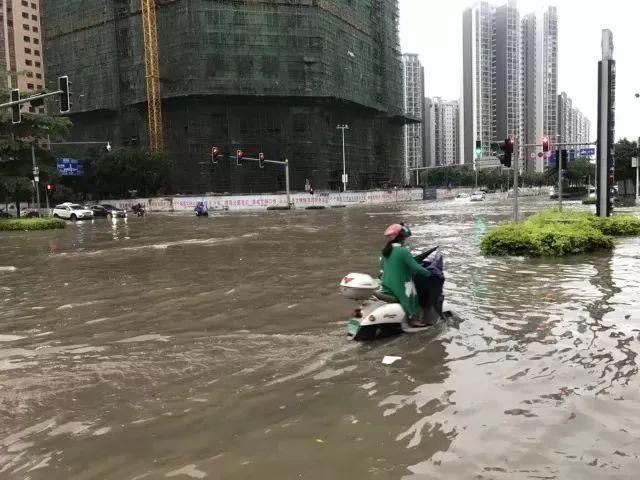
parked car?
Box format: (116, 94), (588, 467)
(470, 191), (486, 202)
(90, 204), (127, 218)
(52, 203), (94, 221)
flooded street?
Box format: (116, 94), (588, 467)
(1, 197), (640, 479)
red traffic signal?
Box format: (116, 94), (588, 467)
(211, 145), (220, 164)
(236, 149), (244, 166)
(542, 136), (549, 152)
(46, 184), (54, 191)
(258, 152), (265, 168)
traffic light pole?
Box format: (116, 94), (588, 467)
(0, 89), (63, 110)
(224, 155), (292, 209)
(513, 159), (519, 222)
(558, 153), (563, 212)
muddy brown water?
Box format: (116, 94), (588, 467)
(1, 197), (640, 479)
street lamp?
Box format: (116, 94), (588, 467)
(337, 124), (349, 192)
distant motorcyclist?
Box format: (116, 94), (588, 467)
(194, 202), (208, 216)
(132, 203), (145, 216)
(379, 223), (432, 327)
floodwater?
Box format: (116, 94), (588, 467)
(1, 197), (640, 479)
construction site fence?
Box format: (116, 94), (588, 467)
(104, 188), (423, 212)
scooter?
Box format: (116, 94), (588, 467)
(195, 207), (209, 217)
(339, 247), (454, 341)
(132, 204), (146, 217)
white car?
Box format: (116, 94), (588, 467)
(470, 191), (486, 202)
(52, 203), (94, 221)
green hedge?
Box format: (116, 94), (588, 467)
(481, 209), (640, 256)
(0, 218), (66, 231)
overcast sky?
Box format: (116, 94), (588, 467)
(399, 0), (640, 142)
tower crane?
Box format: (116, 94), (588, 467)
(141, 0), (163, 153)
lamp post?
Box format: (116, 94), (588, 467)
(337, 124), (349, 192)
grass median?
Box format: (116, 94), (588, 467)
(0, 218), (67, 231)
(481, 209), (640, 257)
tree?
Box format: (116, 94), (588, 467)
(0, 93), (71, 216)
(565, 157), (595, 187)
(87, 148), (173, 199)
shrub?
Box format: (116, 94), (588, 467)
(481, 209), (639, 257)
(0, 218), (66, 231)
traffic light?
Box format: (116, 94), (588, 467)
(46, 184), (55, 193)
(504, 138), (514, 168)
(259, 152), (265, 168)
(475, 140), (482, 157)
(560, 149), (568, 172)
(211, 145), (220, 164)
(11, 89), (20, 124)
(542, 136), (549, 153)
(494, 138), (513, 168)
(58, 76), (71, 113)
(236, 149), (244, 166)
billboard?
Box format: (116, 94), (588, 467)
(57, 158), (85, 176)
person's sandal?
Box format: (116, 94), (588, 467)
(408, 317), (428, 328)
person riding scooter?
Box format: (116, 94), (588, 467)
(379, 223), (432, 327)
(194, 202), (208, 217)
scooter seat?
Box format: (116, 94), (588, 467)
(373, 290), (398, 303)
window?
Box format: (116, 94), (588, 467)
(23, 24), (30, 30)
(33, 38), (39, 44)
(31, 15), (37, 21)
(33, 26), (38, 33)
(34, 61), (40, 67)
(26, 71), (33, 77)
(22, 12), (28, 18)
(21, 0), (28, 5)
(37, 85), (43, 90)
(35, 73), (41, 79)
(27, 83), (34, 89)
(23, 35), (30, 42)
(25, 59), (32, 66)
(38, 107), (44, 114)
(34, 49), (39, 56)
(31, 2), (36, 8)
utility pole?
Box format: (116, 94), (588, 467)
(337, 124), (349, 192)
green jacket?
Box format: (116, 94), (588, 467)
(379, 244), (431, 318)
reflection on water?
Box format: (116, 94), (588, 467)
(1, 198), (640, 479)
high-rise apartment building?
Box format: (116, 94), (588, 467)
(494, 2), (522, 148)
(521, 6), (558, 172)
(426, 97), (460, 166)
(2, 0), (45, 112)
(463, 1), (559, 172)
(402, 53), (425, 184)
(462, 1), (496, 165)
(558, 92), (591, 148)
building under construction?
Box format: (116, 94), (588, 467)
(42, 0), (408, 193)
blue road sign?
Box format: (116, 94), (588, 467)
(57, 158), (84, 176)
(548, 152), (557, 163)
(579, 148), (596, 156)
